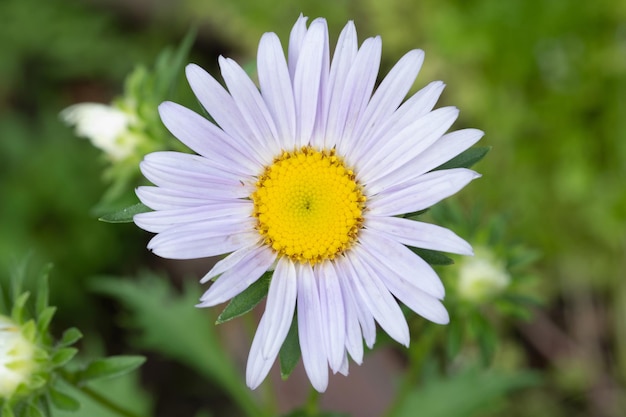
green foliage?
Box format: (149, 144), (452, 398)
(217, 271), (272, 324)
(74, 356), (146, 385)
(98, 204), (152, 224)
(279, 320), (301, 380)
(433, 146), (491, 171)
(390, 367), (540, 417)
(91, 272), (265, 417)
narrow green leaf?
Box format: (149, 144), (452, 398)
(279, 319), (300, 379)
(11, 292), (30, 323)
(216, 272), (272, 324)
(58, 327), (83, 348)
(433, 146), (491, 171)
(98, 203), (151, 223)
(35, 263), (52, 316)
(409, 247), (454, 265)
(48, 386), (81, 411)
(402, 208), (429, 220)
(36, 306), (56, 335)
(76, 356), (146, 384)
(50, 347), (78, 367)
(24, 399), (46, 417)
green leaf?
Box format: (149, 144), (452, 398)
(409, 247), (454, 265)
(35, 263), (52, 316)
(281, 411), (350, 417)
(279, 319), (300, 379)
(23, 401), (46, 417)
(76, 356), (146, 384)
(58, 327), (83, 348)
(402, 208), (429, 220)
(11, 292), (31, 323)
(433, 146), (491, 171)
(36, 306), (57, 335)
(98, 203), (151, 223)
(50, 347), (78, 367)
(48, 386), (81, 412)
(216, 271), (272, 324)
(391, 367), (540, 417)
(2, 402), (15, 417)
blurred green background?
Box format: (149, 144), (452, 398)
(1, 0), (625, 416)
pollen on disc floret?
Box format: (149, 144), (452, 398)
(251, 146), (366, 264)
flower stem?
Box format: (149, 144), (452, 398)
(305, 387), (320, 415)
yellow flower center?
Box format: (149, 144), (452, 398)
(251, 147), (365, 264)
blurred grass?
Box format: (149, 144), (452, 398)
(1, 0), (625, 416)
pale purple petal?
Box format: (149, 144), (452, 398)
(180, 67), (273, 165)
(360, 254), (450, 325)
(134, 201), (252, 234)
(358, 229), (445, 298)
(334, 258), (365, 363)
(257, 32), (296, 148)
(198, 244), (276, 306)
(369, 128), (484, 193)
(333, 36), (382, 155)
(346, 250), (410, 346)
(316, 262), (346, 373)
(219, 56), (280, 153)
(350, 81), (445, 165)
(292, 18), (327, 146)
(261, 257), (297, 359)
(365, 216), (473, 255)
(158, 101), (261, 174)
(136, 186), (244, 211)
(358, 106), (459, 186)
(200, 243), (262, 283)
(297, 263), (328, 392)
(349, 49), (424, 151)
(368, 168), (481, 217)
(246, 314), (275, 389)
(288, 15), (309, 78)
(147, 218), (257, 259)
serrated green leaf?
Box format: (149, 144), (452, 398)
(48, 386), (81, 412)
(409, 247), (454, 265)
(58, 327), (83, 348)
(217, 272), (272, 324)
(50, 347), (78, 367)
(76, 356), (146, 384)
(433, 146), (491, 171)
(98, 203), (151, 223)
(279, 319), (300, 379)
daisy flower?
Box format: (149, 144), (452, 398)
(134, 15), (483, 392)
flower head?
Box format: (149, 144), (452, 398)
(134, 15), (483, 392)
(61, 103), (140, 161)
(0, 316), (37, 399)
(457, 246), (511, 302)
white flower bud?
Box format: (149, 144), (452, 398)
(457, 247), (510, 302)
(0, 316), (36, 399)
(61, 103), (139, 160)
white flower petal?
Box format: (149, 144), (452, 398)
(134, 201), (252, 234)
(198, 244), (276, 306)
(219, 56), (281, 153)
(349, 49), (424, 151)
(333, 36), (382, 155)
(246, 314), (275, 389)
(261, 257), (297, 359)
(369, 168), (481, 216)
(148, 219), (257, 260)
(366, 216), (473, 255)
(358, 229), (445, 298)
(351, 81), (445, 165)
(334, 258), (365, 363)
(370, 128), (484, 193)
(293, 18), (328, 146)
(288, 14), (309, 78)
(258, 32), (297, 149)
(158, 101), (262, 173)
(136, 186), (242, 211)
(316, 262), (346, 373)
(361, 254), (450, 325)
(297, 263), (328, 392)
(358, 106), (459, 186)
(200, 243), (262, 283)
(346, 250), (410, 346)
